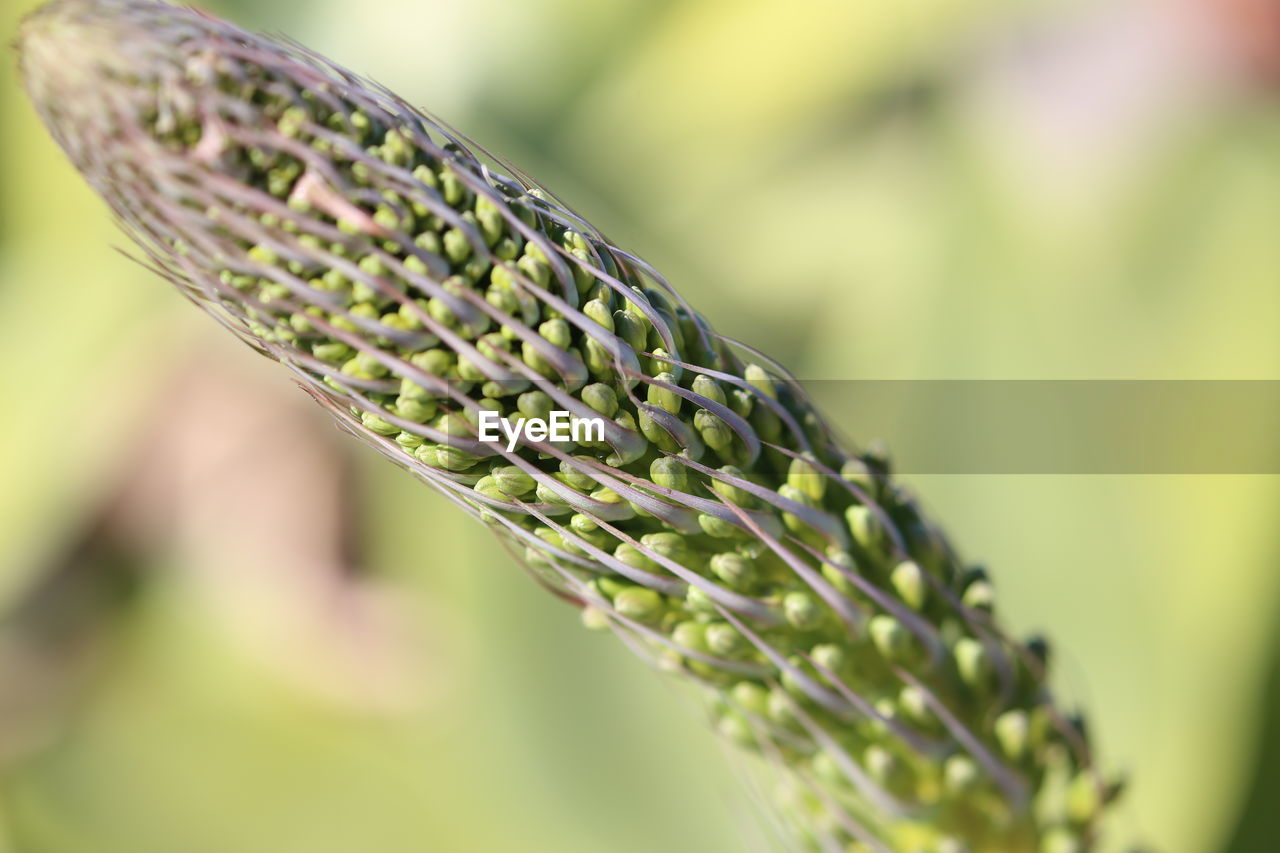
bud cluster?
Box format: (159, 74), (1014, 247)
(19, 2), (1120, 850)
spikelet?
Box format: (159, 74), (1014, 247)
(18, 2), (1120, 849)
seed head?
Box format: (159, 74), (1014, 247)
(18, 2), (1120, 850)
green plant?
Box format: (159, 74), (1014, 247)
(18, 1), (1121, 849)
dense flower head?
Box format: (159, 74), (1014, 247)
(19, 2), (1120, 850)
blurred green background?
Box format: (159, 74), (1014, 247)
(2, 0), (1279, 851)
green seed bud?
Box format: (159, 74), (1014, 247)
(581, 383), (618, 418)
(709, 467), (754, 507)
(1066, 772), (1101, 824)
(640, 532), (690, 565)
(353, 348), (390, 378)
(995, 710), (1029, 761)
(582, 337), (615, 381)
(517, 390), (554, 422)
(730, 682), (769, 716)
(427, 293), (459, 327)
(864, 745), (898, 787)
(717, 711), (754, 745)
(891, 560), (928, 611)
(706, 622), (745, 657)
(766, 688), (796, 726)
(435, 446), (480, 471)
(819, 549), (857, 596)
(672, 621), (709, 655)
(613, 587), (664, 623)
(539, 317), (572, 349)
(954, 638), (992, 692)
(442, 227), (473, 264)
(744, 364), (776, 399)
(699, 514), (743, 539)
(362, 411), (399, 436)
(247, 243), (279, 267)
(646, 372), (682, 415)
(690, 373), (727, 407)
(314, 335), (354, 363)
(898, 685), (933, 728)
(396, 430), (424, 450)
(535, 482), (569, 506)
(846, 505), (883, 552)
(395, 396), (438, 423)
(472, 475), (506, 502)
(787, 455), (826, 502)
(870, 615), (912, 662)
(489, 466), (534, 498)
(647, 347), (679, 378)
(440, 169), (467, 207)
(524, 241), (550, 265)
(650, 457), (690, 493)
(962, 579), (996, 614)
(568, 249), (596, 294)
(944, 755), (980, 795)
(413, 443), (441, 467)
(783, 591), (821, 630)
(568, 513), (598, 536)
(614, 543), (656, 572)
(517, 253), (551, 288)
(613, 310), (648, 352)
(434, 412), (473, 439)
(810, 643), (845, 673)
(580, 606), (610, 631)
(709, 552), (756, 590)
(558, 457), (597, 491)
(685, 585), (717, 614)
(595, 577), (628, 599)
(726, 389), (753, 419)
(778, 484), (818, 537)
(410, 348), (456, 378)
(582, 298), (613, 331)
(486, 283), (520, 317)
(694, 409), (736, 455)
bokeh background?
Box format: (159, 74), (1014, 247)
(2, 0), (1279, 851)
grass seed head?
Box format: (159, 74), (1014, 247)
(18, 2), (1120, 849)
